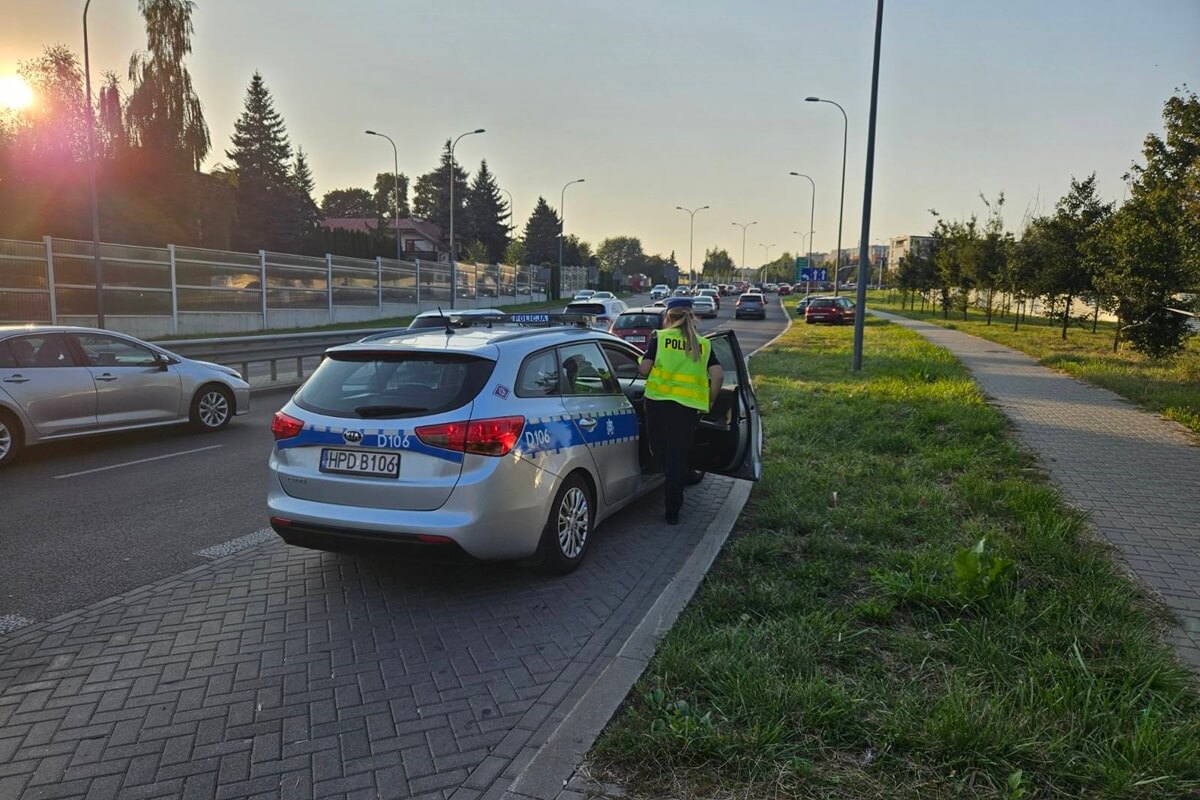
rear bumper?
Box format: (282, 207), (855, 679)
(267, 454), (556, 560)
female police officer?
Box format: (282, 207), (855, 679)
(637, 297), (723, 524)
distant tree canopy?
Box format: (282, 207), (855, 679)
(523, 197), (561, 266)
(702, 247), (736, 277)
(413, 140), (470, 253)
(321, 188), (374, 218)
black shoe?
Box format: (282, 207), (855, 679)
(665, 511), (680, 525)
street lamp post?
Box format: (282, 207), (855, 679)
(850, 0), (885, 371)
(675, 205), (709, 285)
(365, 130), (402, 262)
(759, 243), (776, 281)
(558, 179), (585, 300)
(731, 221), (757, 280)
(788, 172), (817, 291)
(83, 0), (104, 328)
(805, 96), (848, 297)
(448, 128), (485, 308)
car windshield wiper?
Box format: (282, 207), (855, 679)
(354, 404), (428, 418)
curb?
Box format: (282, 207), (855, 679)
(503, 304), (788, 799)
(503, 480), (753, 800)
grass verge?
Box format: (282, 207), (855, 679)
(865, 293), (1200, 435)
(591, 317), (1200, 799)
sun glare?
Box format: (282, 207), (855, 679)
(0, 75), (34, 111)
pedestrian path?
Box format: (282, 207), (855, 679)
(873, 310), (1200, 669)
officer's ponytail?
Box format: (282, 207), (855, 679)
(664, 307), (702, 362)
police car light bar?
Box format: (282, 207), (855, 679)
(458, 312), (596, 328)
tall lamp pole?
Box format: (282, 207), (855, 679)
(675, 205), (709, 285)
(731, 221), (757, 279)
(83, 0), (104, 327)
(365, 130), (402, 262)
(805, 96), (848, 297)
(558, 179), (585, 300)
(788, 172), (817, 290)
(759, 243), (776, 281)
(448, 128), (485, 308)
(852, 0), (885, 371)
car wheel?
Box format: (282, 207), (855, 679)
(190, 384), (234, 432)
(0, 410), (23, 468)
(539, 473), (594, 575)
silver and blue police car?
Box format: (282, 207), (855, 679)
(267, 313), (761, 573)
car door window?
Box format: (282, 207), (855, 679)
(516, 349), (561, 397)
(0, 341), (15, 368)
(707, 335), (740, 389)
(10, 334), (78, 368)
(559, 343), (619, 395)
(601, 344), (641, 381)
(73, 334), (160, 368)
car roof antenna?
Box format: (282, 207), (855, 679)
(436, 306), (453, 335)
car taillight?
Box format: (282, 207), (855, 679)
(416, 416), (525, 457)
(271, 411), (304, 440)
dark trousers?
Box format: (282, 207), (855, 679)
(646, 398), (699, 517)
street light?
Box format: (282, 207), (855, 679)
(788, 172), (817, 292)
(675, 205), (709, 285)
(805, 96), (848, 297)
(731, 221), (757, 278)
(558, 179), (585, 300)
(849, 0), (885, 371)
(365, 130), (402, 262)
(759, 243), (776, 281)
(448, 128), (485, 308)
(83, 0), (104, 327)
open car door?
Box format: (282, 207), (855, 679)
(690, 330), (763, 481)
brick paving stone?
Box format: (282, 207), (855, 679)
(0, 478), (737, 798)
(874, 311), (1200, 670)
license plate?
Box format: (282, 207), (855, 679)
(625, 335), (646, 343)
(320, 448), (400, 478)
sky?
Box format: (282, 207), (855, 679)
(2, 0), (1197, 267)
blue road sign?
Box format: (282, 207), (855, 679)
(798, 267), (828, 282)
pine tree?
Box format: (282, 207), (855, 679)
(291, 147), (320, 238)
(523, 197), (561, 266)
(412, 140), (469, 249)
(462, 160), (509, 262)
(226, 71), (294, 251)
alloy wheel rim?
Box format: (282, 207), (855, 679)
(557, 487), (589, 559)
(0, 421), (10, 461)
(198, 391), (229, 428)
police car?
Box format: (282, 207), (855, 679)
(267, 313), (762, 573)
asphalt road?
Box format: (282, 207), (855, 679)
(0, 293), (787, 629)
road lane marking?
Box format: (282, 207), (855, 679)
(0, 615), (35, 635)
(54, 444), (224, 480)
(195, 528), (274, 559)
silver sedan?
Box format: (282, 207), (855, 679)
(0, 326), (250, 467)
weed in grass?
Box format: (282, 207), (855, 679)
(592, 318), (1200, 799)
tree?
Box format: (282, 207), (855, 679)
(523, 197), (561, 265)
(1036, 176), (1112, 338)
(226, 72), (297, 251)
(290, 147), (320, 238)
(702, 247), (736, 278)
(971, 194), (1009, 325)
(562, 235), (593, 268)
(125, 0), (210, 171)
(462, 160), (509, 262)
(412, 140), (469, 251)
(596, 236), (645, 274)
(504, 238), (528, 267)
(321, 187), (374, 218)
(372, 172), (410, 221)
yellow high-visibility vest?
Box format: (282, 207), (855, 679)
(644, 328), (711, 412)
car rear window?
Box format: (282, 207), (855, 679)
(295, 352), (495, 419)
(810, 299), (836, 308)
(566, 302), (607, 316)
(613, 314), (661, 330)
(739, 295), (762, 303)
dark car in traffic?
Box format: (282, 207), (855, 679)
(735, 293), (767, 320)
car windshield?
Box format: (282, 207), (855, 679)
(294, 352), (495, 419)
(613, 313), (661, 330)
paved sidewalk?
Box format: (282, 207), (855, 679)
(0, 478), (737, 800)
(874, 311), (1200, 668)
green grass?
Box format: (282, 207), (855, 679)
(590, 317), (1200, 799)
(866, 292), (1200, 436)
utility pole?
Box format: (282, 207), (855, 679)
(853, 0), (885, 371)
(675, 205), (709, 285)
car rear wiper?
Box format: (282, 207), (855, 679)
(354, 404), (428, 418)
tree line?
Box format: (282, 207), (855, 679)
(895, 89), (1199, 359)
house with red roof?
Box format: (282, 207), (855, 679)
(319, 217), (448, 261)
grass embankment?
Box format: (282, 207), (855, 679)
(592, 318), (1200, 799)
(867, 293), (1200, 435)
(158, 296), (581, 340)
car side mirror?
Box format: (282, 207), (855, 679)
(155, 353), (172, 371)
